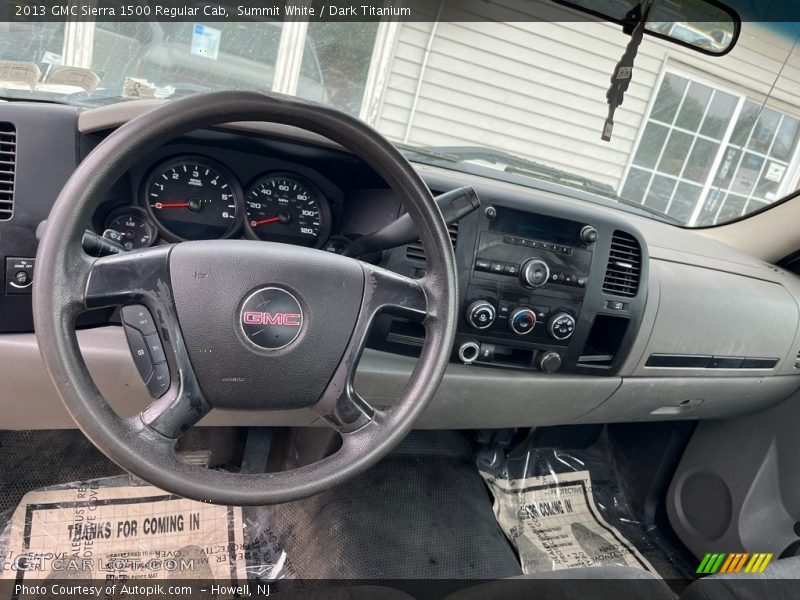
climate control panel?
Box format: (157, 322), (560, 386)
(463, 295), (578, 343)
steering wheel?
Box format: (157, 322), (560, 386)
(32, 91), (458, 505)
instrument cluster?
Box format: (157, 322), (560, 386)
(103, 154), (334, 250)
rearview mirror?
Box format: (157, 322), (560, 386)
(555, 0), (740, 55)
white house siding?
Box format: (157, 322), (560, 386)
(372, 0), (800, 193)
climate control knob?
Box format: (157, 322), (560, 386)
(466, 300), (496, 330)
(509, 307), (537, 335)
(520, 259), (550, 288)
(548, 312), (576, 341)
(538, 351), (562, 374)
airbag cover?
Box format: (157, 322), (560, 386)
(169, 240), (364, 410)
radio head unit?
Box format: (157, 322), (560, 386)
(471, 207), (594, 298)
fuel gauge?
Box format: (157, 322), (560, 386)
(105, 208), (157, 250)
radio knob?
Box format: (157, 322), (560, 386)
(509, 307), (537, 335)
(520, 259), (550, 288)
(580, 225), (599, 244)
(538, 351), (562, 374)
(466, 300), (496, 330)
(548, 312), (576, 341)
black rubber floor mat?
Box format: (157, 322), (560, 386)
(269, 453), (524, 580)
(0, 430), (124, 514)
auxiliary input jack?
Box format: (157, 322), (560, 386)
(458, 341), (480, 365)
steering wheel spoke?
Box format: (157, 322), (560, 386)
(84, 246), (172, 309)
(313, 263), (428, 433)
(85, 246), (212, 439)
(139, 384), (210, 439)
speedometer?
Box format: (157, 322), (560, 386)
(244, 173), (331, 247)
(144, 156), (242, 241)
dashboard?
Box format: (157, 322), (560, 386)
(1, 99), (800, 431)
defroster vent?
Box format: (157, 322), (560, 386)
(603, 230), (641, 297)
(0, 123), (16, 220)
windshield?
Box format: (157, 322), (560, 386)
(1, 9), (799, 227)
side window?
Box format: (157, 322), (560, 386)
(621, 69), (800, 226)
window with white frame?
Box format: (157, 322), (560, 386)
(620, 70), (800, 226)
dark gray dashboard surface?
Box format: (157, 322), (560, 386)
(0, 100), (799, 429)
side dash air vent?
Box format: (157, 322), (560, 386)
(0, 123), (16, 220)
(406, 222), (459, 263)
(602, 230), (641, 297)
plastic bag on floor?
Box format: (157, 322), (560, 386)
(0, 475), (296, 584)
(478, 430), (692, 579)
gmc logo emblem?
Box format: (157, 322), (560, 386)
(242, 311), (302, 327)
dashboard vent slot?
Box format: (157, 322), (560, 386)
(603, 230), (641, 297)
(406, 222), (459, 263)
(0, 122), (15, 220)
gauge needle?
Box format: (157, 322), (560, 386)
(251, 217), (280, 226)
(152, 202), (190, 209)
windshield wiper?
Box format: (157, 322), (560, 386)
(399, 143), (616, 195)
(398, 142), (681, 224)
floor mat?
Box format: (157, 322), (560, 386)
(264, 446), (523, 580)
(1, 430), (523, 584)
(0, 430), (124, 516)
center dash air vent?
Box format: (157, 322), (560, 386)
(406, 222), (459, 263)
(0, 122), (16, 221)
(602, 230), (641, 297)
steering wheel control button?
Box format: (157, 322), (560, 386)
(144, 334), (167, 364)
(240, 287), (304, 350)
(520, 258), (550, 288)
(549, 312), (576, 341)
(466, 300), (496, 330)
(121, 305), (157, 335)
(509, 307), (537, 335)
(5, 257), (35, 294)
(147, 363), (171, 398)
(123, 326), (154, 382)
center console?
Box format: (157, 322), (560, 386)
(458, 205), (599, 372)
(376, 193), (649, 376)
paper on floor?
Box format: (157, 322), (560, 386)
(482, 469), (656, 573)
(0, 481), (246, 582)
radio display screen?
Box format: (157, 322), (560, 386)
(489, 207), (583, 245)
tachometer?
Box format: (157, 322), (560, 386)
(244, 173), (331, 247)
(144, 157), (242, 241)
